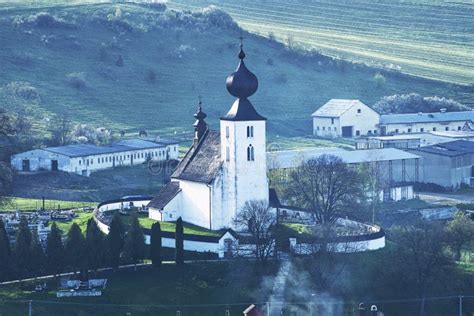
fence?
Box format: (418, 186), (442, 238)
(0, 296), (473, 316)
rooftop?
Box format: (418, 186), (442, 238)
(311, 99), (373, 118)
(410, 140), (474, 157)
(42, 138), (176, 158)
(171, 130), (222, 183)
(267, 147), (420, 169)
(380, 111), (474, 125)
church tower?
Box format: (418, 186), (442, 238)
(220, 43), (269, 226)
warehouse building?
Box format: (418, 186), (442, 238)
(11, 138), (179, 176)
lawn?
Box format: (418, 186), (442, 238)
(0, 261), (275, 316)
(52, 211), (94, 234)
(1, 197), (94, 212)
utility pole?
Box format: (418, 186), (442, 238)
(459, 295), (463, 316)
(28, 300), (32, 316)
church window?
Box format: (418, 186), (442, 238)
(226, 126), (230, 138)
(432, 127), (437, 131)
(247, 145), (254, 161)
(247, 126), (254, 138)
(458, 126), (462, 131)
(445, 127), (449, 131)
(226, 146), (230, 162)
(331, 118), (334, 124)
(79, 160), (81, 165)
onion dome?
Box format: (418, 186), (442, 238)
(226, 45), (258, 99)
(193, 98), (208, 145)
(222, 44), (266, 122)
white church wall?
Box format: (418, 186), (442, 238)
(179, 180), (211, 229)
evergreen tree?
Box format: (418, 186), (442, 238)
(175, 217), (184, 266)
(65, 223), (86, 274)
(150, 221), (162, 268)
(85, 218), (104, 273)
(0, 219), (11, 281)
(14, 216), (32, 281)
(30, 231), (46, 279)
(107, 214), (125, 270)
(46, 222), (65, 277)
(123, 214), (145, 270)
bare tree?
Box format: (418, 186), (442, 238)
(50, 112), (72, 146)
(287, 154), (363, 225)
(359, 160), (389, 223)
(233, 200), (276, 263)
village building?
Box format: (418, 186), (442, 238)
(267, 147), (420, 201)
(379, 110), (474, 136)
(407, 140), (474, 188)
(311, 99), (380, 138)
(11, 138), (178, 176)
(148, 44), (272, 230)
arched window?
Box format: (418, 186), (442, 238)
(247, 145), (254, 161)
(247, 126), (254, 138)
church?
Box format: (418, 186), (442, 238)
(147, 44), (272, 230)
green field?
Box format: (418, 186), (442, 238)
(1, 197), (93, 212)
(170, 0), (474, 86)
(0, 2), (471, 140)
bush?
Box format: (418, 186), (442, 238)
(14, 12), (76, 29)
(413, 182), (447, 193)
(66, 72), (87, 89)
(373, 93), (470, 114)
(373, 72), (386, 87)
(5, 81), (39, 101)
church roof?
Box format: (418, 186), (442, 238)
(171, 130), (222, 183)
(147, 181), (181, 210)
(221, 98), (266, 121)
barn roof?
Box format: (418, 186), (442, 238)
(40, 138), (175, 158)
(267, 148), (420, 169)
(171, 130), (222, 183)
(380, 111), (474, 125)
(312, 99), (374, 118)
(409, 140), (474, 157)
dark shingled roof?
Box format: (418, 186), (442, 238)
(147, 181), (181, 209)
(171, 130), (222, 183)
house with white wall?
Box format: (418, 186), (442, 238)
(311, 99), (380, 138)
(379, 110), (474, 136)
(11, 138), (178, 176)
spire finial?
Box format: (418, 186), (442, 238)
(238, 31), (245, 60)
(198, 95), (202, 109)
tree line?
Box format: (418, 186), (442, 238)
(0, 214), (186, 283)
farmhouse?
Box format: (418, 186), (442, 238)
(11, 138), (178, 176)
(311, 99), (380, 138)
(379, 110), (474, 136)
(148, 45), (271, 230)
(407, 140), (474, 188)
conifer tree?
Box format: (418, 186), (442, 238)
(123, 214), (145, 270)
(150, 221), (162, 268)
(65, 223), (85, 274)
(86, 218), (104, 273)
(0, 219), (11, 281)
(14, 216), (32, 282)
(175, 217), (184, 266)
(107, 214), (125, 270)
(46, 222), (65, 277)
(30, 230), (46, 279)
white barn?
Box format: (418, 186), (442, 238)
(379, 110), (474, 136)
(11, 138), (179, 176)
(148, 46), (273, 230)
(312, 99), (380, 138)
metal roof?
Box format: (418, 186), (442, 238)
(267, 148), (420, 169)
(42, 138), (174, 158)
(311, 99), (372, 118)
(380, 111), (474, 125)
(410, 140), (474, 157)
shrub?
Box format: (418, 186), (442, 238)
(66, 72), (87, 89)
(413, 182), (447, 193)
(5, 81), (39, 101)
(373, 72), (386, 87)
(14, 12), (76, 29)
(373, 93), (470, 114)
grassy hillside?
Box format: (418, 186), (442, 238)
(170, 0), (474, 86)
(0, 2), (472, 138)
